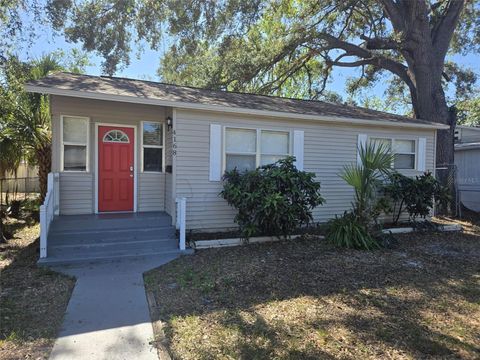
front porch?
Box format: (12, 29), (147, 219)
(38, 171), (188, 265)
(38, 211), (187, 266)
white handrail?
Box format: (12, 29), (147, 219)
(175, 197), (187, 251)
(39, 172), (59, 258)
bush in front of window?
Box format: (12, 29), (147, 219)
(220, 156), (324, 239)
(383, 172), (450, 225)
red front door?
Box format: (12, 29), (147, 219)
(98, 126), (135, 212)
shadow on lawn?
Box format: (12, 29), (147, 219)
(0, 218), (75, 360)
(147, 226), (480, 359)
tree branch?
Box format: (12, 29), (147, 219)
(432, 0), (465, 58)
(360, 34), (402, 50)
(327, 58), (376, 67)
(378, 0), (405, 32)
(316, 33), (411, 84)
(314, 32), (418, 107)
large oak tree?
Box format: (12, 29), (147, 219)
(46, 0), (479, 168)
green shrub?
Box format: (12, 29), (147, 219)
(220, 156), (324, 239)
(383, 172), (450, 224)
(326, 212), (380, 250)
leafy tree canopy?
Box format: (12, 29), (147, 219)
(457, 97), (480, 126)
(2, 0), (478, 168)
(43, 0), (479, 109)
(0, 0), (46, 61)
(0, 51), (90, 198)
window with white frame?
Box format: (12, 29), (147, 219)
(369, 137), (416, 169)
(260, 130), (290, 166)
(62, 116), (88, 171)
(142, 122), (163, 172)
(225, 127), (290, 172)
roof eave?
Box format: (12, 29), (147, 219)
(455, 142), (480, 150)
(25, 84), (449, 130)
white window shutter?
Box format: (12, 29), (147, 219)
(357, 134), (368, 166)
(209, 124), (222, 181)
(293, 130), (304, 171)
(417, 137), (427, 172)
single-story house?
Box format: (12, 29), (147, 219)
(454, 125), (480, 212)
(26, 72), (448, 264)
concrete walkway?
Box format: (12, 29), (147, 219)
(49, 255), (178, 360)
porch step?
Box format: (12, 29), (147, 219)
(48, 226), (176, 245)
(39, 211), (191, 266)
(50, 237), (176, 250)
(48, 238), (179, 259)
(38, 248), (194, 267)
(49, 211), (173, 232)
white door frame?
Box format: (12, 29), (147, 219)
(94, 123), (138, 213)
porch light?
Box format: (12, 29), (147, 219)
(166, 116), (173, 130)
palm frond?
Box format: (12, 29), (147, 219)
(339, 141), (393, 223)
(359, 142), (394, 174)
(0, 135), (22, 177)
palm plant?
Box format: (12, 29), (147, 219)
(327, 142), (393, 250)
(0, 134), (23, 243)
(1, 55), (63, 202)
(0, 135), (22, 178)
(340, 142), (393, 227)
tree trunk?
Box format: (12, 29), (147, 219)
(36, 143), (52, 203)
(398, 1), (457, 169)
(410, 59), (456, 214)
(414, 86), (455, 166)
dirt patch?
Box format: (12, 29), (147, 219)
(146, 216), (480, 359)
(0, 219), (75, 360)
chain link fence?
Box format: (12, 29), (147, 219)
(435, 165), (458, 216)
(435, 164), (480, 217)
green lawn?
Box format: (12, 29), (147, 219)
(145, 217), (480, 360)
(0, 218), (75, 360)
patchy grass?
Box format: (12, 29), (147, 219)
(146, 216), (480, 359)
(0, 217), (75, 360)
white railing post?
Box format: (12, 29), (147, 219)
(54, 173), (60, 215)
(176, 197), (187, 251)
(175, 199), (180, 230)
(39, 172), (58, 259)
(39, 203), (47, 258)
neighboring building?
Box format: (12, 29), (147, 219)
(26, 72), (448, 263)
(455, 125), (480, 212)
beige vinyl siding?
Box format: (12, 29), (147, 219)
(174, 109), (436, 231)
(138, 173), (165, 211)
(165, 174), (173, 218)
(58, 172), (94, 214)
(51, 95), (168, 214)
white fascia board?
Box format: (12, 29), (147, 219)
(26, 85), (449, 130)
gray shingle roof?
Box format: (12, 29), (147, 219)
(27, 72), (444, 128)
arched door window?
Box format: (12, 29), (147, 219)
(103, 130), (130, 143)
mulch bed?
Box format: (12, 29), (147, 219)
(0, 217), (75, 360)
(145, 215), (480, 359)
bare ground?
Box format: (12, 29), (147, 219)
(145, 216), (480, 360)
(0, 217), (75, 360)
